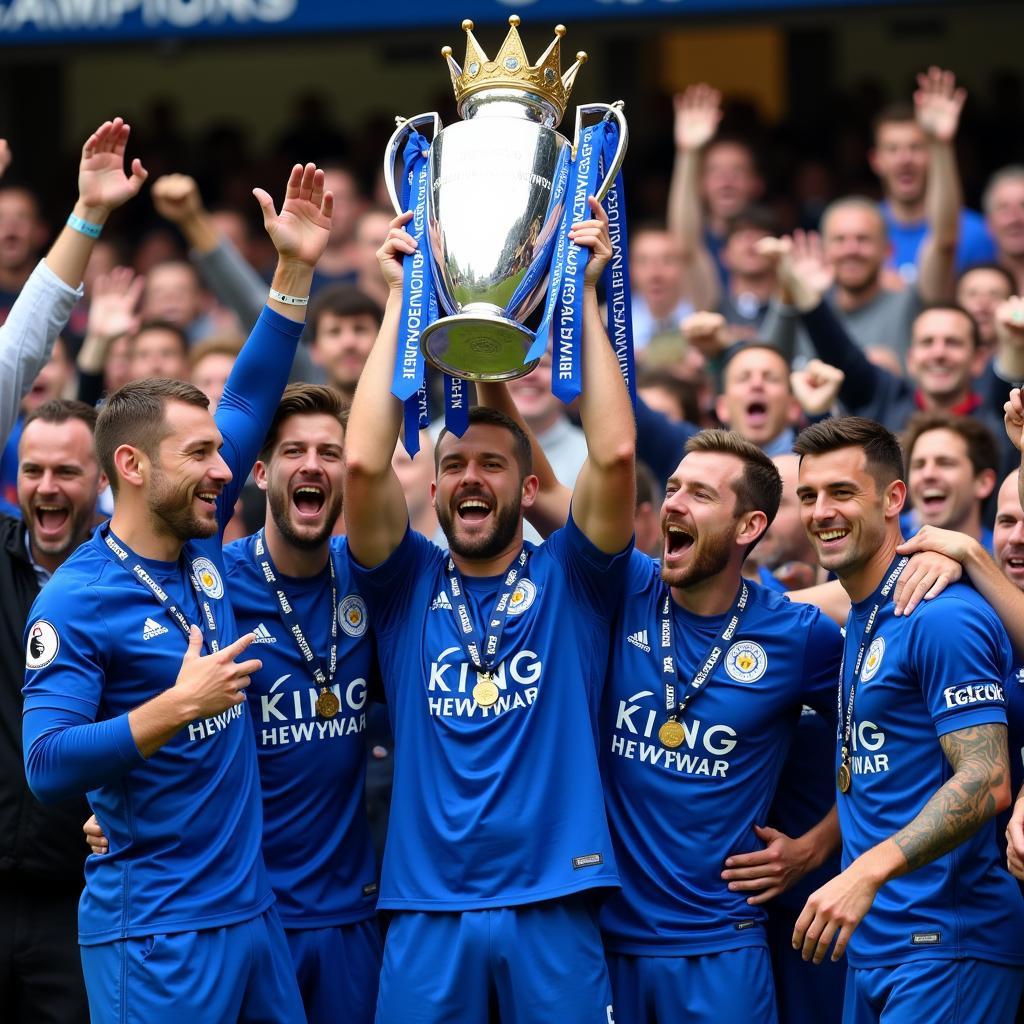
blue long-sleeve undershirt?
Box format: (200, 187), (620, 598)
(24, 705), (144, 805)
(214, 304), (302, 526)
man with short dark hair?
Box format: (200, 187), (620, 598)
(21, 161), (333, 1023)
(601, 428), (842, 1024)
(307, 283), (383, 407)
(219, 383), (380, 1023)
(792, 416), (1023, 1024)
(345, 201), (635, 1021)
(903, 411), (998, 547)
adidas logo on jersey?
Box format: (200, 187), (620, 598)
(251, 623), (277, 644)
(430, 591), (453, 611)
(142, 618), (168, 640)
(626, 629), (651, 653)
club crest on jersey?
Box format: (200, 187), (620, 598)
(725, 640), (767, 683)
(861, 637), (885, 681)
(26, 620), (59, 670)
(506, 579), (537, 616)
(338, 594), (368, 637)
(192, 557), (224, 599)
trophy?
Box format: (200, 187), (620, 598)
(383, 16), (628, 382)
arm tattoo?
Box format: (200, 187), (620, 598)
(891, 723), (1008, 874)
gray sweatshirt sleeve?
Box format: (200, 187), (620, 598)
(0, 259), (83, 445)
(191, 239), (267, 333)
(191, 240), (319, 383)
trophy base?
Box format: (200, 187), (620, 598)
(421, 312), (539, 382)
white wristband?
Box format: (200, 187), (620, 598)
(269, 288), (309, 307)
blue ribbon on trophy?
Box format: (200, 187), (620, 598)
(528, 115), (634, 408)
(390, 130), (433, 458)
(383, 17), (633, 456)
(598, 125), (636, 407)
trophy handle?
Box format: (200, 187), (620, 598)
(383, 112), (443, 215)
(573, 101), (628, 203)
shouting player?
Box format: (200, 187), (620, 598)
(343, 200), (635, 1022)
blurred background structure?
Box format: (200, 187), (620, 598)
(1, 0), (1022, 248)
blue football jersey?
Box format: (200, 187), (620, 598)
(24, 529), (271, 944)
(348, 515), (632, 911)
(837, 577), (1024, 967)
(22, 305), (302, 944)
(600, 552), (843, 955)
(223, 534), (378, 928)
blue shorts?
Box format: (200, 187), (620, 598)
(766, 903), (845, 1024)
(376, 896), (614, 1024)
(286, 917), (383, 1024)
(606, 946), (778, 1024)
(80, 906), (304, 1024)
(845, 958), (1024, 1024)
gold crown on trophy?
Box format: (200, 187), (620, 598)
(442, 15), (588, 123)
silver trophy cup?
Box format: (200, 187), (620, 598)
(384, 93), (627, 382)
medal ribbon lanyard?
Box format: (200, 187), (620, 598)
(253, 530), (338, 690)
(659, 581), (750, 725)
(444, 548), (530, 676)
(837, 556), (908, 793)
(102, 528), (221, 653)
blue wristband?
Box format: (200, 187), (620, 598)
(66, 213), (102, 239)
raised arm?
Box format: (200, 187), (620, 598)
(0, 119), (146, 442)
(342, 214), (413, 567)
(152, 174), (268, 330)
(667, 85), (724, 311)
(476, 379), (571, 538)
(915, 67), (965, 303)
(214, 162), (333, 517)
(46, 117), (148, 288)
(570, 198), (636, 553)
(76, 266), (143, 390)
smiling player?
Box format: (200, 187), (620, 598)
(221, 383), (381, 1023)
(21, 161), (333, 1023)
(791, 416), (1023, 1024)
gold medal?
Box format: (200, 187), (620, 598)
(473, 672), (499, 708)
(837, 762), (852, 794)
(658, 720), (685, 748)
(316, 689), (340, 719)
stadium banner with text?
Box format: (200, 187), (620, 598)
(0, 0), (934, 47)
